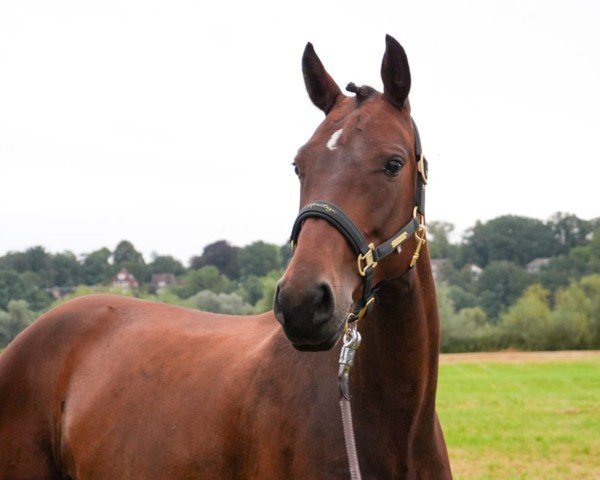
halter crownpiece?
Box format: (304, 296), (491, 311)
(289, 118), (428, 324)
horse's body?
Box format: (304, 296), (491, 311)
(0, 295), (345, 478)
(0, 36), (452, 479)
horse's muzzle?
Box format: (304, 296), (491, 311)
(273, 280), (342, 351)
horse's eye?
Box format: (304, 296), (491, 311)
(292, 162), (300, 177)
(384, 157), (405, 176)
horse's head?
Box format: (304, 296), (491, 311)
(274, 35), (425, 351)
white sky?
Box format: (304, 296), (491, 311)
(1, 0), (599, 264)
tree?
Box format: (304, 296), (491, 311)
(547, 212), (592, 256)
(0, 269), (28, 310)
(538, 228), (600, 291)
(437, 282), (496, 352)
(477, 261), (533, 320)
(0, 268), (52, 312)
(458, 215), (555, 268)
(238, 241), (282, 278)
(112, 241), (147, 282)
(0, 300), (36, 347)
(254, 271), (281, 313)
(190, 241), (240, 280)
(549, 275), (600, 349)
(51, 251), (84, 286)
(148, 254), (185, 276)
(18, 272), (53, 311)
(237, 275), (264, 305)
(82, 248), (112, 285)
(580, 275), (600, 347)
(427, 221), (455, 259)
(174, 266), (232, 299)
(448, 285), (479, 311)
(0, 246), (54, 286)
(188, 291), (253, 315)
(113, 240), (145, 266)
(498, 284), (552, 350)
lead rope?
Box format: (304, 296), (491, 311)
(340, 397), (362, 480)
(338, 323), (363, 480)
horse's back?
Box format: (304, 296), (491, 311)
(0, 294), (281, 478)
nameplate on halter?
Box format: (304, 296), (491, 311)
(390, 231), (409, 249)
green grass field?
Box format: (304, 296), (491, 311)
(437, 353), (600, 480)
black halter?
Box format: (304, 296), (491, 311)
(290, 119), (428, 322)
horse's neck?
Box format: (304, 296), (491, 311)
(351, 253), (442, 450)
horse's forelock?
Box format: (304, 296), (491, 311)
(345, 82), (377, 107)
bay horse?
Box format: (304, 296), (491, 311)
(0, 35), (452, 479)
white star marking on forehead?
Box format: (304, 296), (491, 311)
(326, 128), (344, 151)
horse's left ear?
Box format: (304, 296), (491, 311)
(302, 42), (343, 115)
(381, 34), (411, 110)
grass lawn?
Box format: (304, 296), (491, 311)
(437, 352), (600, 480)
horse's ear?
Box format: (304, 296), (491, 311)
(302, 43), (343, 115)
(381, 34), (411, 110)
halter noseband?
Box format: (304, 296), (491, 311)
(289, 119), (428, 323)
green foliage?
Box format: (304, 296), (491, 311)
(547, 211), (593, 255)
(438, 282), (496, 352)
(0, 300), (36, 347)
(174, 266), (232, 299)
(238, 241), (282, 278)
(0, 268), (28, 310)
(191, 240), (240, 280)
(551, 275), (600, 349)
(477, 261), (533, 320)
(538, 227), (600, 291)
(113, 240), (145, 265)
(82, 247), (112, 285)
(254, 271), (281, 313)
(111, 241), (148, 282)
(497, 284), (553, 350)
(187, 290), (253, 315)
(427, 221), (455, 259)
(148, 254), (185, 276)
(0, 268), (52, 311)
(51, 251), (84, 286)
(0, 211), (598, 352)
(459, 215), (555, 268)
(117, 261), (147, 285)
(237, 275), (264, 305)
(447, 285), (479, 311)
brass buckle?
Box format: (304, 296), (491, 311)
(409, 207), (426, 268)
(357, 243), (378, 277)
(417, 153), (428, 185)
(410, 225), (427, 268)
(413, 206), (425, 227)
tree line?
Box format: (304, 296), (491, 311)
(429, 212), (600, 351)
(1, 211), (599, 351)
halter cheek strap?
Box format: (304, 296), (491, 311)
(289, 119), (428, 323)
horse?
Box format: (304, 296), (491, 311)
(0, 35), (452, 479)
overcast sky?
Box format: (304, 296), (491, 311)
(1, 0), (599, 264)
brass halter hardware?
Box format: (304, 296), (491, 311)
(417, 153), (428, 185)
(410, 207), (427, 268)
(357, 243), (378, 277)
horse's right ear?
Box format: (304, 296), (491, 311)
(302, 43), (343, 115)
(381, 34), (411, 111)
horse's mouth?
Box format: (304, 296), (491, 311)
(289, 321), (345, 352)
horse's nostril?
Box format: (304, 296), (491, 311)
(274, 281), (335, 329)
(314, 282), (334, 322)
